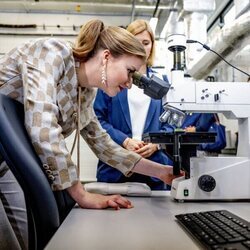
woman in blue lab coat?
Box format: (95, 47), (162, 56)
(94, 19), (173, 190)
(182, 113), (216, 133)
(182, 113), (226, 155)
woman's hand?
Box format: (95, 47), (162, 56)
(185, 126), (196, 132)
(132, 158), (185, 186)
(123, 138), (144, 151)
(78, 192), (133, 210)
(159, 166), (185, 186)
(67, 181), (133, 210)
(135, 143), (158, 158)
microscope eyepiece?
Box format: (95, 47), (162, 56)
(132, 71), (170, 99)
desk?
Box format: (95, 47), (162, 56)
(45, 192), (250, 250)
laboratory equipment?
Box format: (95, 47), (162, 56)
(132, 32), (250, 201)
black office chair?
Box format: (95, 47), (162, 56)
(0, 94), (75, 250)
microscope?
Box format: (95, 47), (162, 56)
(132, 33), (250, 201)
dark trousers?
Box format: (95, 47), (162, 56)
(0, 154), (28, 250)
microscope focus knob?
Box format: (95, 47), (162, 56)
(198, 175), (216, 192)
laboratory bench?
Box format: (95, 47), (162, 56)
(45, 191), (250, 250)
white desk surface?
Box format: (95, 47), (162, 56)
(45, 191), (250, 250)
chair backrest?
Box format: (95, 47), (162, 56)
(0, 94), (75, 250)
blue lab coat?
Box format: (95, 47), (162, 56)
(182, 113), (215, 132)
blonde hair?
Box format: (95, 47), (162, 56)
(73, 19), (146, 62)
(126, 19), (155, 67)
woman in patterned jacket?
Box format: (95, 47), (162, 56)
(0, 19), (180, 249)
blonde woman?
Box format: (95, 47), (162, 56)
(0, 19), (181, 249)
(94, 19), (174, 190)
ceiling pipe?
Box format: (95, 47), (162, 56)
(153, 0), (161, 17)
(0, 1), (173, 12)
(187, 11), (250, 79)
(159, 0), (179, 39)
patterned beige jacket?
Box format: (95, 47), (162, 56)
(0, 38), (141, 191)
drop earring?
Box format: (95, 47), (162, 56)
(101, 60), (107, 86)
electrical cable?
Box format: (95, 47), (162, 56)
(186, 39), (250, 77)
(153, 0), (161, 17)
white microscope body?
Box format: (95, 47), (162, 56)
(164, 34), (250, 201)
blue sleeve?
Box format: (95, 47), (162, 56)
(93, 90), (128, 146)
(161, 123), (175, 133)
(181, 113), (201, 129)
(195, 113), (216, 132)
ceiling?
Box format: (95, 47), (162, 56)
(1, 0), (248, 79)
(0, 0), (236, 39)
(0, 0), (180, 38)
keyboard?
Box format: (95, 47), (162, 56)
(175, 210), (250, 250)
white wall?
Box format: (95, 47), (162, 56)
(0, 12), (133, 55)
